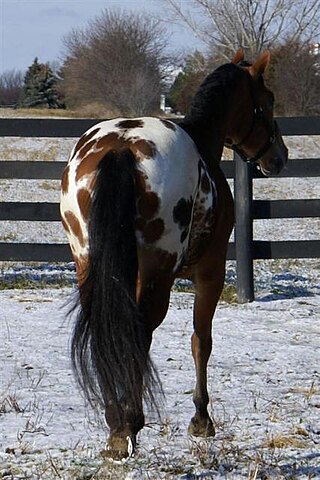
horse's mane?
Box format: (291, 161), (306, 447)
(181, 63), (246, 128)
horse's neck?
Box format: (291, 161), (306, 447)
(179, 120), (226, 174)
(179, 63), (245, 173)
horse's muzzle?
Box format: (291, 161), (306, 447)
(258, 142), (288, 176)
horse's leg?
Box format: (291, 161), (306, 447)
(103, 328), (146, 461)
(104, 269), (174, 460)
(188, 169), (234, 438)
(104, 405), (144, 461)
(104, 363), (146, 461)
(138, 271), (174, 345)
(188, 258), (226, 437)
(72, 255), (138, 461)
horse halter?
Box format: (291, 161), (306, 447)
(225, 106), (279, 163)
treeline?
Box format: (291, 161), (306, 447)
(0, 4), (319, 116)
(0, 60), (64, 110)
(169, 42), (320, 117)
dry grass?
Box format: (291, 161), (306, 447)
(0, 277), (71, 290)
(219, 284), (238, 303)
(289, 382), (318, 401)
(263, 434), (307, 450)
(40, 181), (60, 191)
(0, 232), (17, 242)
(173, 282), (238, 304)
(0, 104), (119, 119)
(0, 393), (25, 414)
(0, 107), (74, 118)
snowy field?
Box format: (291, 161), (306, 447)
(1, 288), (320, 479)
(0, 131), (320, 478)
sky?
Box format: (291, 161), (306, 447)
(0, 0), (204, 73)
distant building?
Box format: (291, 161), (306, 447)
(310, 43), (320, 55)
(160, 94), (173, 114)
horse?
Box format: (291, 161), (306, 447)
(60, 49), (288, 461)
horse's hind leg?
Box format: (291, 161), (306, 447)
(103, 349), (148, 461)
(104, 268), (174, 460)
(104, 402), (144, 462)
(138, 271), (174, 339)
(188, 256), (226, 438)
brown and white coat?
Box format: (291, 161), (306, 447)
(60, 116), (216, 278)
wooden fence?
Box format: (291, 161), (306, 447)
(0, 116), (319, 301)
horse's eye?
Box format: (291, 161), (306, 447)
(267, 102), (273, 112)
(264, 99), (274, 112)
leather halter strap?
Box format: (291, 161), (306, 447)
(225, 107), (279, 163)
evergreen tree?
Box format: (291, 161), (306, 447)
(168, 52), (208, 114)
(21, 58), (64, 108)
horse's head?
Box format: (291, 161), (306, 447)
(225, 49), (288, 176)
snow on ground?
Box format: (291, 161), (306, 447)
(1, 286), (320, 479)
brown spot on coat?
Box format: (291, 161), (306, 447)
(131, 139), (156, 158)
(173, 197), (193, 228)
(61, 165), (69, 194)
(77, 188), (92, 221)
(173, 196), (193, 243)
(96, 132), (121, 150)
(137, 191), (160, 220)
(160, 119), (176, 131)
(76, 132), (124, 181)
(116, 119), (144, 129)
(78, 139), (96, 158)
(72, 128), (100, 158)
(76, 151), (105, 181)
(64, 210), (86, 248)
(75, 131), (157, 182)
(74, 254), (89, 287)
(61, 216), (70, 233)
(143, 218), (165, 243)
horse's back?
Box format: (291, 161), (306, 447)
(61, 117), (216, 272)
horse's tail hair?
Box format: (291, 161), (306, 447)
(71, 148), (161, 422)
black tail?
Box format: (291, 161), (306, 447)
(71, 149), (160, 422)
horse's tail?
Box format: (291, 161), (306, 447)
(71, 148), (160, 422)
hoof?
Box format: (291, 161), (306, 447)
(102, 434), (135, 463)
(188, 416), (215, 438)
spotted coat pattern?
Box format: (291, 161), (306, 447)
(60, 117), (216, 274)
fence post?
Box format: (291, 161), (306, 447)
(234, 152), (254, 302)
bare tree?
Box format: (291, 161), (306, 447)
(162, 0), (320, 59)
(0, 70), (23, 106)
(61, 9), (170, 115)
(270, 42), (320, 115)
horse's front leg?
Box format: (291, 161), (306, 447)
(188, 261), (226, 438)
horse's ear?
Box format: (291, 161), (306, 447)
(249, 51), (271, 79)
(231, 48), (244, 64)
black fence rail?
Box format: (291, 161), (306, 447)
(0, 116), (319, 301)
